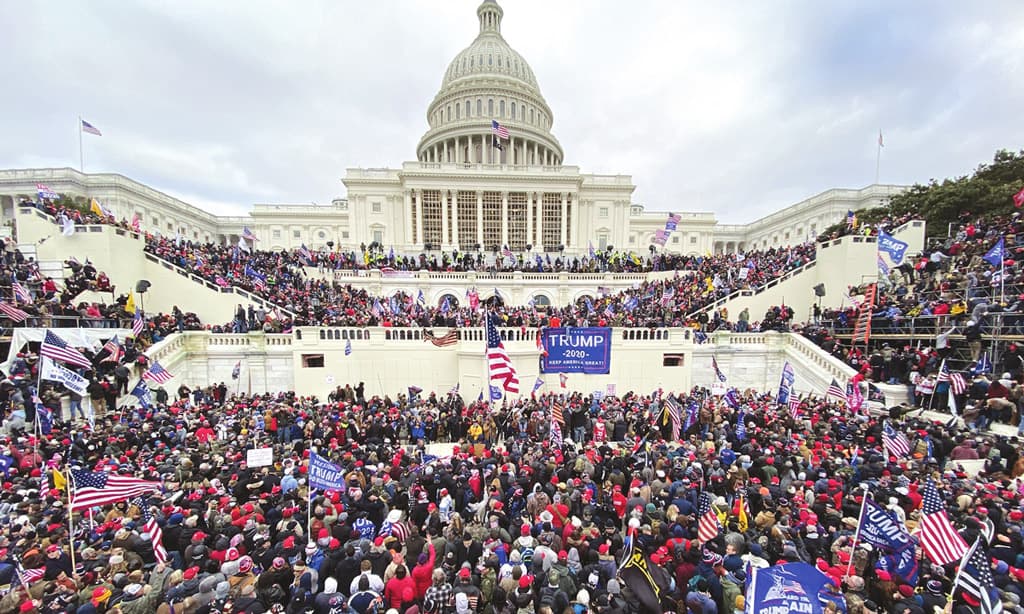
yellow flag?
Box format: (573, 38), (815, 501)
(125, 292), (136, 314)
(736, 496), (749, 532)
(52, 468), (67, 491)
(90, 198), (105, 217)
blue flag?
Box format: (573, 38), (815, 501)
(983, 237), (1006, 267)
(345, 339), (352, 356)
(36, 403), (52, 435)
(490, 385), (503, 401)
(857, 497), (914, 551)
(970, 353), (992, 374)
(735, 410), (747, 441)
(309, 451), (346, 491)
(684, 400), (699, 431)
(777, 361), (795, 406)
(748, 562), (831, 614)
(723, 389), (740, 409)
(877, 231), (909, 265)
(0, 455), (13, 477)
(131, 381), (152, 409)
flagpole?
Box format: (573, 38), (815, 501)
(947, 537), (977, 609)
(875, 131), (882, 185)
(78, 116), (84, 172)
(843, 484), (870, 582)
(66, 464), (77, 578)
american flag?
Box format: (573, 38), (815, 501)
(131, 310), (145, 338)
(955, 538), (1003, 614)
(244, 265), (266, 290)
(491, 120), (509, 140)
(501, 246), (513, 258)
(298, 244), (313, 264)
(424, 329), (459, 347)
(70, 469), (161, 512)
(949, 372), (967, 396)
(711, 357), (727, 382)
(12, 279), (31, 304)
(100, 335), (122, 363)
(550, 418), (562, 445)
(882, 421), (911, 458)
(937, 359), (951, 382)
(0, 301), (29, 322)
(36, 183), (60, 200)
(920, 479), (968, 565)
(41, 330), (92, 368)
(142, 361), (174, 385)
(661, 286), (675, 306)
(551, 400), (565, 425)
(15, 563), (45, 587)
(486, 314), (519, 393)
(665, 397), (682, 441)
(697, 491), (721, 543)
(81, 119), (102, 136)
(133, 497), (168, 564)
(242, 226), (259, 242)
(231, 361), (241, 379)
(788, 394), (802, 416)
(826, 378), (846, 402)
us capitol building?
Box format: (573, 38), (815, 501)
(0, 0), (901, 257)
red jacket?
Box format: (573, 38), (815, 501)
(412, 543), (436, 598)
(384, 574), (416, 609)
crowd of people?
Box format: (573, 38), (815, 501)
(0, 372), (1021, 614)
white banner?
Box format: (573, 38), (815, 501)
(40, 357), (89, 396)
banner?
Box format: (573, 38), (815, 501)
(857, 498), (914, 551)
(746, 562), (830, 614)
(540, 327), (612, 374)
(39, 357), (88, 396)
(246, 447), (274, 468)
(308, 451), (346, 491)
(877, 231), (909, 265)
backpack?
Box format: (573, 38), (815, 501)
(519, 547), (534, 570)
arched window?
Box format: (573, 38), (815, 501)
(499, 100), (505, 117)
(531, 294), (551, 309)
(488, 54), (492, 65)
(488, 99), (494, 115)
(497, 56), (502, 67)
(455, 104), (460, 120)
(511, 101), (516, 118)
(465, 100), (470, 117)
(529, 108), (534, 123)
(438, 294), (460, 309)
(477, 99), (482, 115)
(521, 105), (525, 121)
(447, 106), (451, 121)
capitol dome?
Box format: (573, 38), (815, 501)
(417, 0), (564, 167)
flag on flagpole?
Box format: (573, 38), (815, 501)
(551, 400), (565, 425)
(70, 470), (161, 511)
(486, 314), (518, 393)
(231, 361), (241, 380)
(983, 238), (1006, 267)
(882, 421), (911, 458)
(491, 120), (509, 139)
(12, 279), (31, 304)
(100, 335), (122, 363)
(41, 330), (92, 368)
(559, 373), (568, 388)
(954, 537), (1003, 614)
(532, 377), (543, 395)
(878, 130), (884, 147)
(242, 226), (259, 242)
(0, 301), (29, 322)
(132, 310), (145, 338)
(711, 356), (727, 382)
(920, 478), (968, 565)
(142, 361), (173, 385)
(132, 497), (168, 564)
(665, 396), (681, 441)
(697, 491), (722, 543)
(826, 378), (846, 402)
(345, 339), (352, 356)
(81, 119), (102, 136)
(36, 183), (60, 200)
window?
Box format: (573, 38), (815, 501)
(455, 104), (460, 120)
(302, 354), (325, 368)
(511, 101), (516, 118)
(497, 56), (502, 67)
(477, 99), (482, 115)
(167, 222), (173, 230)
(690, 236), (697, 244)
(318, 230), (327, 239)
(597, 234), (608, 250)
(341, 231), (349, 239)
(373, 230), (383, 244)
(521, 105), (526, 121)
(465, 100), (470, 117)
(372, 201), (382, 213)
(488, 54), (492, 65)
(272, 229), (281, 239)
(488, 99), (494, 115)
(663, 354), (685, 367)
(447, 106), (451, 121)
(529, 108), (534, 123)
(673, 236), (680, 244)
(293, 230), (301, 238)
(599, 207), (608, 218)
(499, 100), (505, 117)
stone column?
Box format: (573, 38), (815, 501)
(451, 190), (460, 249)
(501, 191), (509, 249)
(441, 190), (449, 248)
(443, 141), (448, 164)
(526, 192), (533, 248)
(560, 192), (568, 247)
(535, 192), (543, 249)
(404, 190), (413, 247)
(476, 190), (484, 248)
(414, 190), (423, 248)
(533, 142), (539, 166)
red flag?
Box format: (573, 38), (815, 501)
(1014, 186), (1024, 209)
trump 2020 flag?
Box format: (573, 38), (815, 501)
(777, 362), (795, 406)
(746, 562), (831, 614)
(877, 230), (909, 265)
(309, 451), (346, 491)
(983, 238), (1006, 268)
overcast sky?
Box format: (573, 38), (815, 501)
(3, 1), (1023, 222)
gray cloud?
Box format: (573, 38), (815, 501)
(2, 0), (1022, 222)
